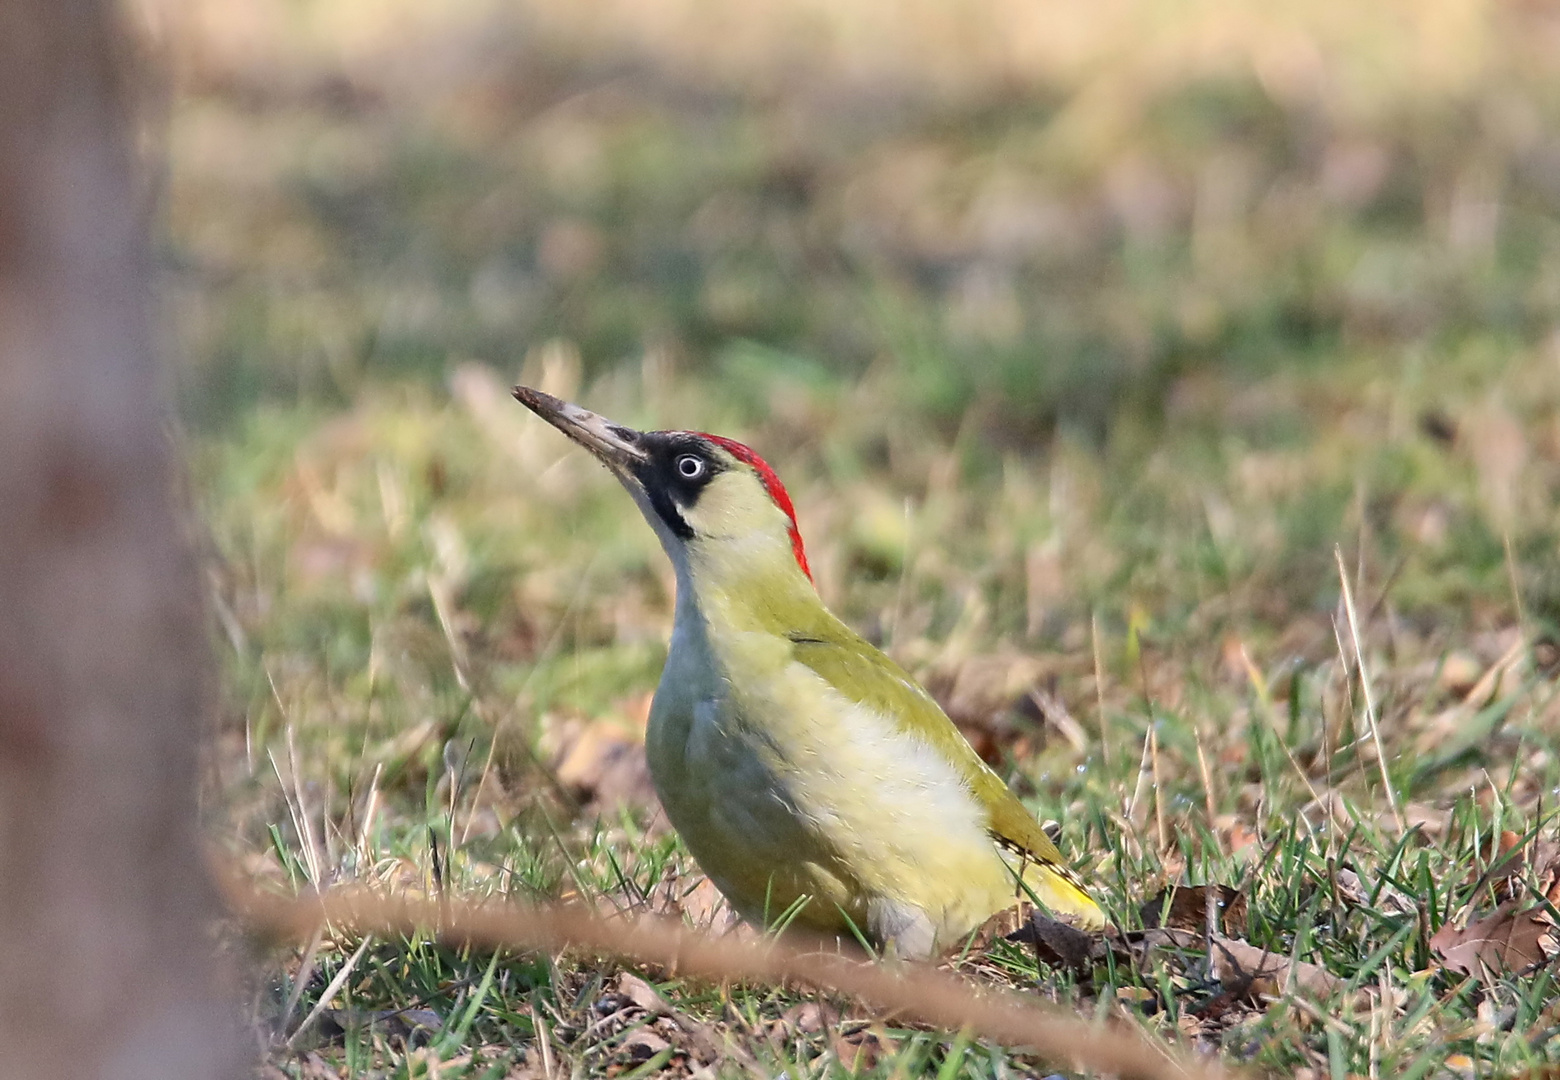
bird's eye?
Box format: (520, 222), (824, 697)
(675, 454), (706, 480)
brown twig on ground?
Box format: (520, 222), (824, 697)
(224, 878), (1243, 1080)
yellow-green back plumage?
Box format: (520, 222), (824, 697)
(779, 614), (1105, 933)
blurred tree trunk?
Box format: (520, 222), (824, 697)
(0, 2), (243, 1078)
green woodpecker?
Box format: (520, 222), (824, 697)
(514, 386), (1104, 956)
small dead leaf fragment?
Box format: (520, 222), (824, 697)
(550, 718), (659, 817)
(1438, 651), (1482, 693)
(621, 1026), (670, 1060)
(1476, 831), (1560, 905)
(1138, 885), (1248, 936)
(776, 1001), (842, 1037)
(1006, 909), (1096, 970)
(615, 972), (669, 1016)
(612, 971), (730, 1064)
(297, 1051), (341, 1080)
(1224, 821), (1261, 858)
(1430, 901), (1559, 979)
(650, 873), (735, 931)
(1189, 989), (1247, 1025)
(964, 903), (1032, 952)
(1403, 801), (1450, 836)
(833, 1024), (895, 1072)
(925, 652), (1067, 764)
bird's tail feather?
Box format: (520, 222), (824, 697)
(1021, 862), (1106, 931)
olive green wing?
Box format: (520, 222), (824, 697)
(787, 625), (1104, 928)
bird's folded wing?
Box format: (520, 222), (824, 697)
(785, 629), (1084, 872)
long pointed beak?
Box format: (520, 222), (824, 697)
(511, 386), (650, 471)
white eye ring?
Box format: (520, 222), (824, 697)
(675, 454), (706, 480)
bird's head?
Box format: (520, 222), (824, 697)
(514, 386), (812, 586)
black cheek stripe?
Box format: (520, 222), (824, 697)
(646, 484), (694, 540)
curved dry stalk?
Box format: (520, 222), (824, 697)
(1334, 545), (1405, 832)
(225, 878), (1244, 1080)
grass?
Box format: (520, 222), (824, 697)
(162, 0), (1560, 1074)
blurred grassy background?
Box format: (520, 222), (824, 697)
(150, 0), (1560, 1071)
(160, 0), (1560, 701)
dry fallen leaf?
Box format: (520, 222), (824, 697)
(1430, 901), (1560, 979)
(614, 972), (670, 1016)
(775, 1000), (843, 1038)
(620, 1026), (671, 1060)
(1436, 650), (1482, 694)
(963, 903), (1031, 953)
(1223, 820), (1262, 859)
(1475, 829), (1560, 906)
(1005, 909), (1097, 971)
(922, 651), (1073, 763)
(833, 1024), (896, 1072)
(609, 971), (735, 1065)
(544, 714), (660, 819)
(1402, 801), (1451, 836)
(774, 1000), (892, 1074)
(1206, 935), (1345, 999)
(649, 873), (738, 933)
(1467, 399), (1528, 525)
(1139, 885), (1248, 937)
